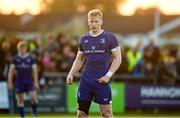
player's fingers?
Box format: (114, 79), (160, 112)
(66, 78), (68, 83)
(36, 85), (40, 90)
(97, 77), (102, 81)
(66, 78), (70, 84)
(66, 77), (70, 83)
(69, 77), (73, 84)
(96, 79), (101, 83)
(8, 85), (13, 90)
(70, 76), (73, 82)
(97, 79), (105, 84)
(68, 79), (72, 84)
(66, 76), (73, 85)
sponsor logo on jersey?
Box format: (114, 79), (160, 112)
(84, 49), (105, 54)
(17, 63), (30, 68)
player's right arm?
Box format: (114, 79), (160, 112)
(8, 64), (16, 91)
(66, 51), (85, 85)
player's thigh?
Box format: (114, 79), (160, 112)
(94, 84), (112, 104)
(15, 83), (25, 93)
(26, 83), (37, 99)
(77, 80), (94, 101)
(16, 93), (24, 103)
(26, 83), (35, 92)
(99, 104), (113, 116)
(28, 91), (37, 100)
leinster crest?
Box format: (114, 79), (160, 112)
(99, 38), (105, 44)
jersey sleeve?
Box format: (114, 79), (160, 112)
(78, 37), (84, 54)
(10, 57), (16, 68)
(31, 56), (37, 68)
(109, 34), (119, 51)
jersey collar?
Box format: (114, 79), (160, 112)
(89, 29), (104, 37)
(18, 53), (29, 58)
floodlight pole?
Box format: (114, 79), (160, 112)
(154, 7), (160, 44)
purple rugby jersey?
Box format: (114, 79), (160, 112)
(11, 53), (36, 85)
(78, 30), (119, 80)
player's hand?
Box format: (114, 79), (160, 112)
(8, 82), (14, 91)
(97, 75), (110, 84)
(34, 82), (40, 90)
(66, 74), (74, 85)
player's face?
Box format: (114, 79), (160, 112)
(88, 16), (103, 33)
(19, 45), (27, 55)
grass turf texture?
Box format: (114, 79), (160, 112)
(0, 112), (180, 117)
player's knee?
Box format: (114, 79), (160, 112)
(101, 110), (113, 118)
(16, 98), (24, 106)
(17, 103), (24, 107)
(77, 110), (88, 117)
(77, 99), (91, 115)
(30, 94), (38, 104)
(31, 98), (38, 104)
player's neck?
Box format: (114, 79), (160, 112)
(90, 29), (104, 37)
(18, 53), (29, 58)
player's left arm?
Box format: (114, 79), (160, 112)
(8, 65), (16, 91)
(97, 46), (122, 84)
(32, 64), (39, 89)
(108, 46), (122, 75)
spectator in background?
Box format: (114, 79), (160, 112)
(0, 34), (20, 80)
(56, 32), (68, 53)
(50, 49), (61, 71)
(143, 38), (160, 79)
(59, 44), (75, 72)
(158, 48), (176, 84)
(157, 48), (169, 82)
(126, 40), (142, 74)
(42, 51), (56, 72)
(44, 34), (60, 54)
(70, 36), (79, 53)
(175, 47), (180, 78)
(0, 42), (7, 80)
(43, 34), (60, 72)
(116, 45), (128, 75)
(0, 41), (12, 80)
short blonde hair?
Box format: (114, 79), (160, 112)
(17, 41), (27, 50)
(88, 9), (102, 19)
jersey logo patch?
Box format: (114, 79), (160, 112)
(103, 98), (108, 101)
(16, 58), (20, 63)
(85, 40), (88, 43)
(92, 46), (95, 50)
(27, 58), (31, 63)
(99, 38), (105, 44)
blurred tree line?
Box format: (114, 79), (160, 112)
(44, 0), (125, 14)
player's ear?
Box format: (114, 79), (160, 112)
(88, 19), (90, 26)
(101, 20), (103, 25)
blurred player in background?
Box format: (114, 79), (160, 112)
(8, 41), (39, 118)
(66, 9), (121, 118)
